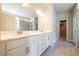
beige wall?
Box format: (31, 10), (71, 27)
(67, 8), (73, 41)
(38, 4), (54, 32)
(2, 12), (16, 31)
(0, 4), (2, 31)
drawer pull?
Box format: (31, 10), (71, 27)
(26, 47), (30, 54)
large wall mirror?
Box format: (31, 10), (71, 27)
(0, 12), (38, 31)
(0, 3), (38, 31)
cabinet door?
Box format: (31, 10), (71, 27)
(38, 34), (46, 55)
(46, 33), (51, 48)
(39, 40), (45, 55)
(7, 38), (26, 50)
(7, 45), (26, 56)
(28, 36), (39, 56)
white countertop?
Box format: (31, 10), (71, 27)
(0, 31), (51, 42)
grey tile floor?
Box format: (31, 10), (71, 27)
(41, 40), (79, 56)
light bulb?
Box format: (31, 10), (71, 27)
(35, 9), (45, 16)
(22, 3), (30, 7)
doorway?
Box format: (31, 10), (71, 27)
(59, 20), (66, 40)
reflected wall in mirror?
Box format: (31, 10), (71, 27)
(0, 3), (38, 31)
(0, 11), (38, 31)
(19, 18), (33, 31)
(2, 12), (16, 31)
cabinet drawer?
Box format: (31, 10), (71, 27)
(39, 35), (46, 44)
(39, 38), (45, 43)
(46, 33), (51, 37)
(38, 34), (45, 39)
(7, 45), (26, 56)
(39, 41), (45, 47)
(7, 38), (26, 50)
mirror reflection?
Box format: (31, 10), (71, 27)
(0, 3), (38, 31)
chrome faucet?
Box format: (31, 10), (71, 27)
(16, 29), (22, 34)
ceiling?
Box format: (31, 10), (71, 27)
(23, 3), (75, 13)
(54, 3), (75, 13)
(24, 3), (50, 11)
(2, 3), (75, 16)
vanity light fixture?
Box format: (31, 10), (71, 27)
(35, 9), (45, 16)
(16, 17), (20, 31)
(30, 19), (34, 22)
(22, 3), (30, 7)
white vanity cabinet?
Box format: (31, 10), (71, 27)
(7, 45), (26, 56)
(0, 38), (28, 56)
(38, 33), (52, 55)
(38, 34), (46, 55)
(27, 35), (39, 56)
(0, 32), (52, 56)
(27, 32), (52, 56)
(45, 33), (52, 48)
(6, 38), (27, 56)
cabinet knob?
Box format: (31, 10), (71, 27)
(26, 47), (30, 54)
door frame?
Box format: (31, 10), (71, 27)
(59, 20), (67, 40)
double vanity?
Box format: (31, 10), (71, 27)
(0, 31), (52, 56)
(0, 3), (55, 56)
